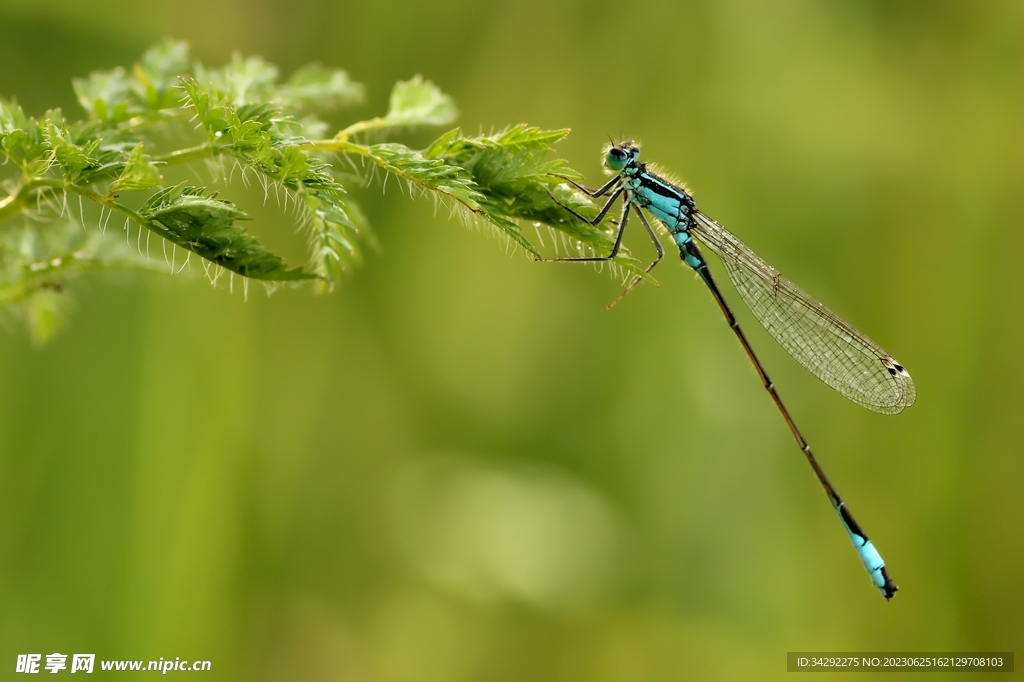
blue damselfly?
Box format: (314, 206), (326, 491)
(544, 142), (915, 599)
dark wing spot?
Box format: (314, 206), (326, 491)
(887, 366), (897, 376)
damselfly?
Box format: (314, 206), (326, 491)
(544, 141), (916, 599)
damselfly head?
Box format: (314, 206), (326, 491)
(603, 141), (640, 172)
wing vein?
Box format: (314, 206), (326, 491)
(689, 210), (915, 414)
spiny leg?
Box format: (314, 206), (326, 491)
(546, 184), (624, 228)
(550, 173), (621, 198)
(538, 191), (631, 263)
(606, 206), (666, 309)
(546, 186), (665, 306)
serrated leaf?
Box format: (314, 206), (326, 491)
(73, 68), (138, 123)
(360, 142), (483, 211)
(0, 98), (30, 137)
(422, 127), (461, 159)
(382, 76), (457, 129)
(0, 99), (47, 164)
(133, 38), (190, 110)
(110, 143), (162, 193)
(178, 80), (373, 281)
(194, 53), (278, 106)
(353, 139), (548, 256)
(298, 174), (367, 286)
(137, 38), (189, 85)
(138, 185), (313, 280)
(179, 78), (232, 136)
(421, 126), (650, 276)
(46, 122), (100, 181)
(277, 64), (364, 111)
(490, 125), (570, 152)
(304, 190), (366, 287)
(3, 39), (659, 340)
(431, 126), (578, 229)
(74, 41), (190, 121)
(62, 120), (151, 187)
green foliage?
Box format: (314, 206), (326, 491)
(46, 122), (101, 182)
(0, 40), (638, 341)
(110, 143), (163, 194)
(377, 76), (458, 129)
(277, 63), (365, 112)
(0, 220), (162, 344)
(337, 75), (455, 140)
(0, 99), (48, 168)
(354, 142), (486, 214)
(138, 185), (314, 281)
(426, 125), (647, 275)
(73, 69), (136, 123)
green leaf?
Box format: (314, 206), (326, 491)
(0, 99), (47, 165)
(138, 185), (314, 281)
(225, 104), (277, 158)
(304, 190), (367, 288)
(277, 64), (364, 112)
(178, 78), (232, 137)
(430, 126), (577, 233)
(193, 53), (278, 106)
(178, 79), (371, 284)
(1, 38), (664, 343)
(45, 122), (100, 182)
(358, 142), (483, 212)
(73, 40), (190, 121)
(0, 221), (165, 344)
(339, 76), (458, 140)
(352, 139), (552, 256)
(73, 68), (138, 123)
(110, 143), (163, 193)
(64, 120), (152, 187)
(296, 172), (368, 287)
(133, 38), (190, 110)
(382, 75), (457, 129)
(424, 126), (651, 277)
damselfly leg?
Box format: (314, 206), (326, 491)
(602, 206), (665, 309)
(543, 178), (665, 306)
(536, 186), (629, 262)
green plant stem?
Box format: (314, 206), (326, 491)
(0, 176), (145, 227)
(305, 138), (365, 155)
(334, 119), (390, 142)
(304, 138), (487, 216)
(66, 183), (146, 226)
(152, 144), (215, 166)
(0, 255), (143, 306)
(0, 178), (49, 224)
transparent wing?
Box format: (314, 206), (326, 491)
(689, 210), (915, 414)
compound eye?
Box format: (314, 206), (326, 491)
(605, 147), (628, 171)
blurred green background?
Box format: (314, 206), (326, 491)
(1, 0), (1022, 679)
